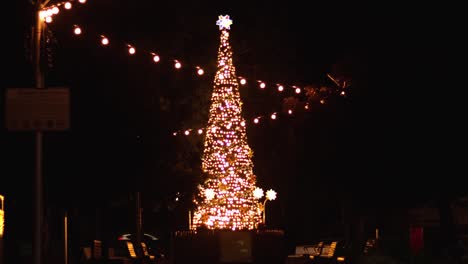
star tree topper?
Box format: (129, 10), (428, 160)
(216, 15), (233, 30)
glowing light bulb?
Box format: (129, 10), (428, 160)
(340, 91), (346, 96)
(184, 130), (190, 135)
(73, 27), (81, 35)
(277, 85), (284, 92)
(254, 118), (259, 124)
(240, 121), (245, 126)
(101, 36), (109, 45)
(152, 54), (160, 63)
(295, 87), (301, 94)
(259, 82), (266, 89)
(128, 46), (136, 55)
(78, 0), (86, 3)
(288, 109), (293, 115)
(64, 2), (72, 9)
(240, 78), (246, 85)
(320, 99), (325, 104)
(173, 132), (177, 136)
(45, 16), (53, 23)
(271, 113), (276, 120)
(197, 68), (204, 75)
(52, 7), (59, 14)
(39, 11), (47, 20)
(175, 61), (182, 69)
(205, 189), (215, 200)
(198, 129), (203, 134)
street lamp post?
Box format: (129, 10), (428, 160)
(33, 2), (47, 264)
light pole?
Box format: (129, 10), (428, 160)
(33, 2), (47, 264)
(253, 188), (277, 226)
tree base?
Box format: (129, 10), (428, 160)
(173, 229), (286, 264)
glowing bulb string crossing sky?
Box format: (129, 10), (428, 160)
(172, 73), (350, 137)
(38, 0), (350, 137)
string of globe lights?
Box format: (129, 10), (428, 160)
(40, 2), (345, 96)
(38, 0), (350, 138)
(38, 0), (87, 23)
(172, 74), (349, 137)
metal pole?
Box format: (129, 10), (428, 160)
(136, 192), (142, 245)
(33, 2), (45, 264)
(64, 212), (68, 264)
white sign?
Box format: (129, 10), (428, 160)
(5, 87), (70, 131)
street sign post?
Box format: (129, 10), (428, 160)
(5, 87), (70, 131)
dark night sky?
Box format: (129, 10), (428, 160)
(1, 0), (462, 242)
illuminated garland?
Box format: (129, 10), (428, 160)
(38, 0), (87, 23)
(38, 2), (350, 137)
(173, 73), (349, 136)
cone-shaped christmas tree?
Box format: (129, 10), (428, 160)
(191, 15), (262, 230)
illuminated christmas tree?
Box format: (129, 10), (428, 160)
(191, 15), (262, 230)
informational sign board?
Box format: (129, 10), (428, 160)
(5, 87), (70, 131)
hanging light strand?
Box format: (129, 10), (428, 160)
(39, 2), (350, 138)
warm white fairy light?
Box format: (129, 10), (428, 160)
(288, 109), (293, 115)
(197, 67), (204, 75)
(43, 9), (51, 17)
(295, 87), (301, 94)
(73, 26), (81, 35)
(197, 129), (203, 134)
(184, 130), (190, 135)
(45, 16), (53, 23)
(52, 7), (59, 14)
(78, 0), (86, 3)
(39, 10), (47, 20)
(277, 84), (284, 92)
(152, 53), (160, 63)
(101, 36), (109, 45)
(205, 189), (215, 200)
(254, 118), (259, 124)
(271, 113), (277, 120)
(128, 46), (135, 55)
(240, 78), (247, 85)
(174, 60), (182, 69)
(64, 2), (72, 9)
(259, 82), (266, 89)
